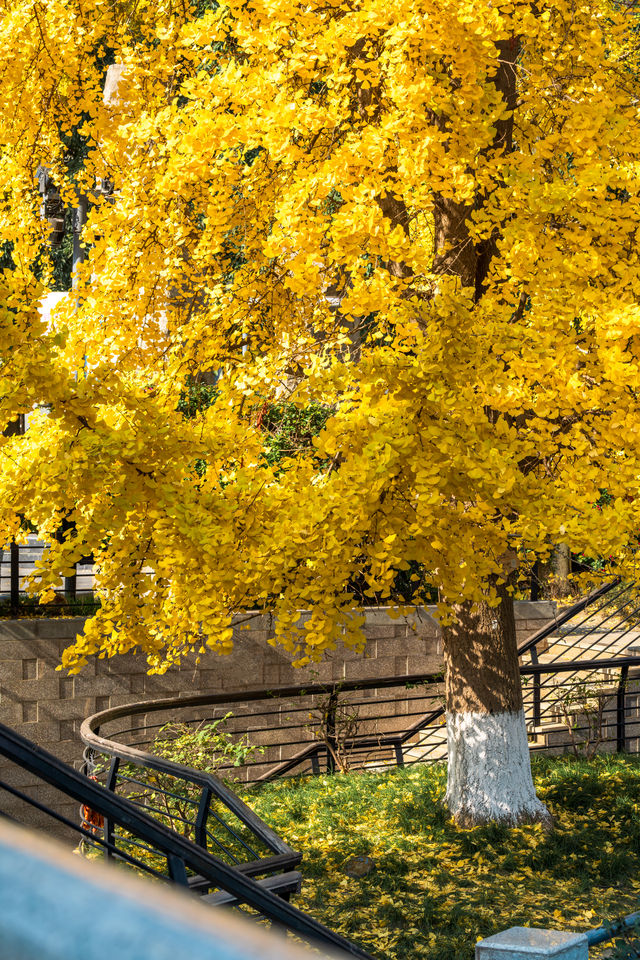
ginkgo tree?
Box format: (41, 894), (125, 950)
(2, 0), (640, 826)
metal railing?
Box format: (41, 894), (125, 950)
(80, 709), (298, 862)
(81, 672), (447, 784)
(0, 535), (97, 615)
(81, 661), (640, 786)
(523, 657), (640, 757)
(81, 580), (639, 785)
(0, 722), (374, 960)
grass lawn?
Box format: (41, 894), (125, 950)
(244, 755), (640, 960)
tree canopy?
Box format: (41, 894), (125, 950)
(1, 0), (640, 673)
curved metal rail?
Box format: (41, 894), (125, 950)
(81, 707), (295, 857)
(81, 579), (629, 783)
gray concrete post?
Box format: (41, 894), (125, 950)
(477, 928), (589, 960)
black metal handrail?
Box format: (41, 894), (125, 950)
(81, 672), (447, 783)
(515, 578), (622, 659)
(0, 722), (375, 960)
(523, 654), (640, 675)
(85, 657), (640, 781)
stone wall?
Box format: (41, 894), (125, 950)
(0, 600), (555, 837)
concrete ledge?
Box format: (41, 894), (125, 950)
(477, 927), (589, 960)
(513, 602), (556, 620)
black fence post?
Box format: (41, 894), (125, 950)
(530, 646), (541, 726)
(617, 665), (629, 753)
(530, 561), (540, 601)
(103, 756), (120, 859)
(533, 675), (541, 727)
(57, 518), (77, 604)
(65, 563), (77, 605)
(195, 786), (211, 849)
(167, 853), (190, 886)
(9, 541), (19, 616)
(326, 690), (338, 773)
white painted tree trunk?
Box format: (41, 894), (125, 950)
(441, 581), (552, 827)
(444, 709), (550, 826)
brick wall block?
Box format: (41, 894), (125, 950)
(405, 609), (440, 633)
(73, 675), (133, 697)
(2, 678), (61, 702)
(0, 639), (46, 660)
(33, 618), (86, 640)
(101, 693), (141, 709)
(0, 621), (40, 642)
(231, 612), (274, 632)
(10, 720), (60, 741)
(360, 625), (408, 641)
(0, 762), (47, 791)
(104, 653), (153, 675)
(46, 739), (85, 764)
(382, 635), (435, 657)
(514, 601), (555, 619)
(39, 698), (94, 722)
(0, 699), (25, 724)
(339, 658), (385, 681)
(406, 655), (442, 676)
(524, 618), (554, 632)
(0, 660), (27, 681)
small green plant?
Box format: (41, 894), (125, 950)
(151, 713), (260, 776)
(556, 676), (614, 760)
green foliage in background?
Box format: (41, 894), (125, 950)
(177, 379), (219, 420)
(152, 715), (260, 776)
(259, 400), (334, 467)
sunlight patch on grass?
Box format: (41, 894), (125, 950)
(245, 756), (640, 960)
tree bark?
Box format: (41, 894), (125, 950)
(441, 578), (551, 826)
(541, 543), (574, 599)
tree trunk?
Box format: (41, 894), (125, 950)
(541, 543), (574, 599)
(428, 32), (551, 827)
(441, 580), (551, 827)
